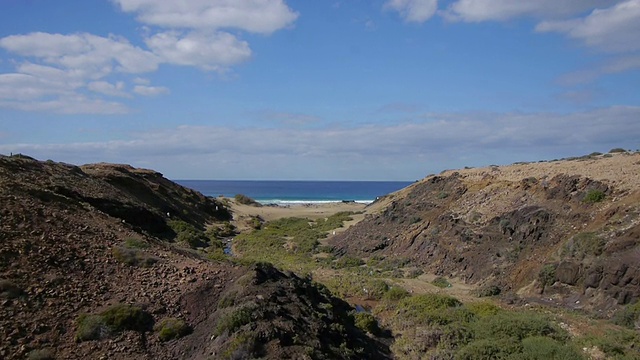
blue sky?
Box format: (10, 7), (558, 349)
(0, 0), (639, 180)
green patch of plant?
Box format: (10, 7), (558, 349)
(609, 148), (627, 153)
(334, 256), (365, 269)
(168, 219), (210, 248)
(154, 317), (191, 341)
(473, 311), (567, 342)
(123, 237), (149, 249)
(26, 348), (54, 360)
(234, 193), (262, 206)
(215, 304), (255, 336)
(353, 312), (381, 335)
(76, 304), (154, 341)
(538, 264), (557, 290)
(474, 285), (501, 297)
(432, 276), (451, 288)
(112, 246), (158, 267)
(383, 286), (410, 302)
(583, 189), (606, 204)
(563, 232), (605, 259)
(234, 213), (353, 273)
(465, 302), (501, 318)
(612, 301), (640, 329)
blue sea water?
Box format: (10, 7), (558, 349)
(174, 180), (413, 205)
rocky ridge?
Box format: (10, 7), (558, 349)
(0, 155), (388, 359)
(330, 152), (640, 313)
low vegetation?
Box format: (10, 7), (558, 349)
(234, 193), (262, 207)
(154, 317), (191, 341)
(583, 189), (606, 204)
(76, 304), (154, 341)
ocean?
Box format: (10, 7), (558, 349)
(174, 180), (413, 205)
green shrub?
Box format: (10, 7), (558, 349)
(473, 311), (567, 342)
(564, 232), (605, 258)
(583, 190), (605, 203)
(474, 285), (501, 297)
(76, 314), (110, 341)
(609, 148), (627, 153)
(26, 348), (54, 360)
(334, 256), (365, 269)
(538, 264), (557, 289)
(466, 302), (501, 318)
(455, 338), (522, 360)
(76, 304), (154, 341)
(112, 246), (158, 267)
(383, 286), (410, 302)
(519, 336), (584, 360)
(234, 194), (262, 206)
(100, 304), (154, 332)
(432, 276), (451, 288)
(215, 305), (254, 336)
(124, 237), (149, 249)
(354, 312), (381, 335)
(154, 317), (191, 341)
(612, 301), (640, 329)
(396, 294), (470, 326)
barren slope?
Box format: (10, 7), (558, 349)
(0, 155), (389, 359)
(330, 152), (640, 313)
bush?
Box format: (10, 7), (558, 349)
(432, 276), (451, 288)
(609, 148), (627, 153)
(334, 256), (365, 269)
(112, 246), (157, 267)
(520, 336), (584, 360)
(456, 338), (522, 360)
(612, 301), (640, 329)
(354, 312), (381, 335)
(26, 348), (54, 360)
(474, 285), (501, 297)
(538, 264), (557, 290)
(466, 302), (501, 318)
(583, 190), (605, 204)
(383, 286), (410, 302)
(473, 311), (567, 342)
(155, 317), (191, 341)
(235, 194), (262, 206)
(123, 237), (149, 249)
(215, 305), (254, 336)
(76, 304), (154, 341)
(100, 304), (154, 332)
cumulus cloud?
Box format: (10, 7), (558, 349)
(536, 0), (640, 53)
(384, 0), (439, 22)
(0, 32), (160, 73)
(0, 32), (166, 113)
(87, 81), (130, 98)
(145, 31), (251, 70)
(111, 0), (299, 34)
(443, 0), (613, 22)
(0, 1), (300, 113)
(133, 85), (170, 96)
(2, 106), (637, 179)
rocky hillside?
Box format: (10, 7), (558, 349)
(330, 152), (640, 313)
(0, 155), (388, 359)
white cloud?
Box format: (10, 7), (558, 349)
(2, 106), (637, 179)
(0, 95), (129, 114)
(384, 0), (439, 22)
(0, 32), (160, 74)
(536, 0), (640, 53)
(133, 85), (170, 96)
(145, 31), (251, 70)
(443, 0), (613, 22)
(87, 81), (130, 98)
(111, 0), (299, 34)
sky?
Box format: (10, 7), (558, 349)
(0, 0), (639, 181)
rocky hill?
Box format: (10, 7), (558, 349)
(0, 155), (388, 359)
(330, 152), (640, 314)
